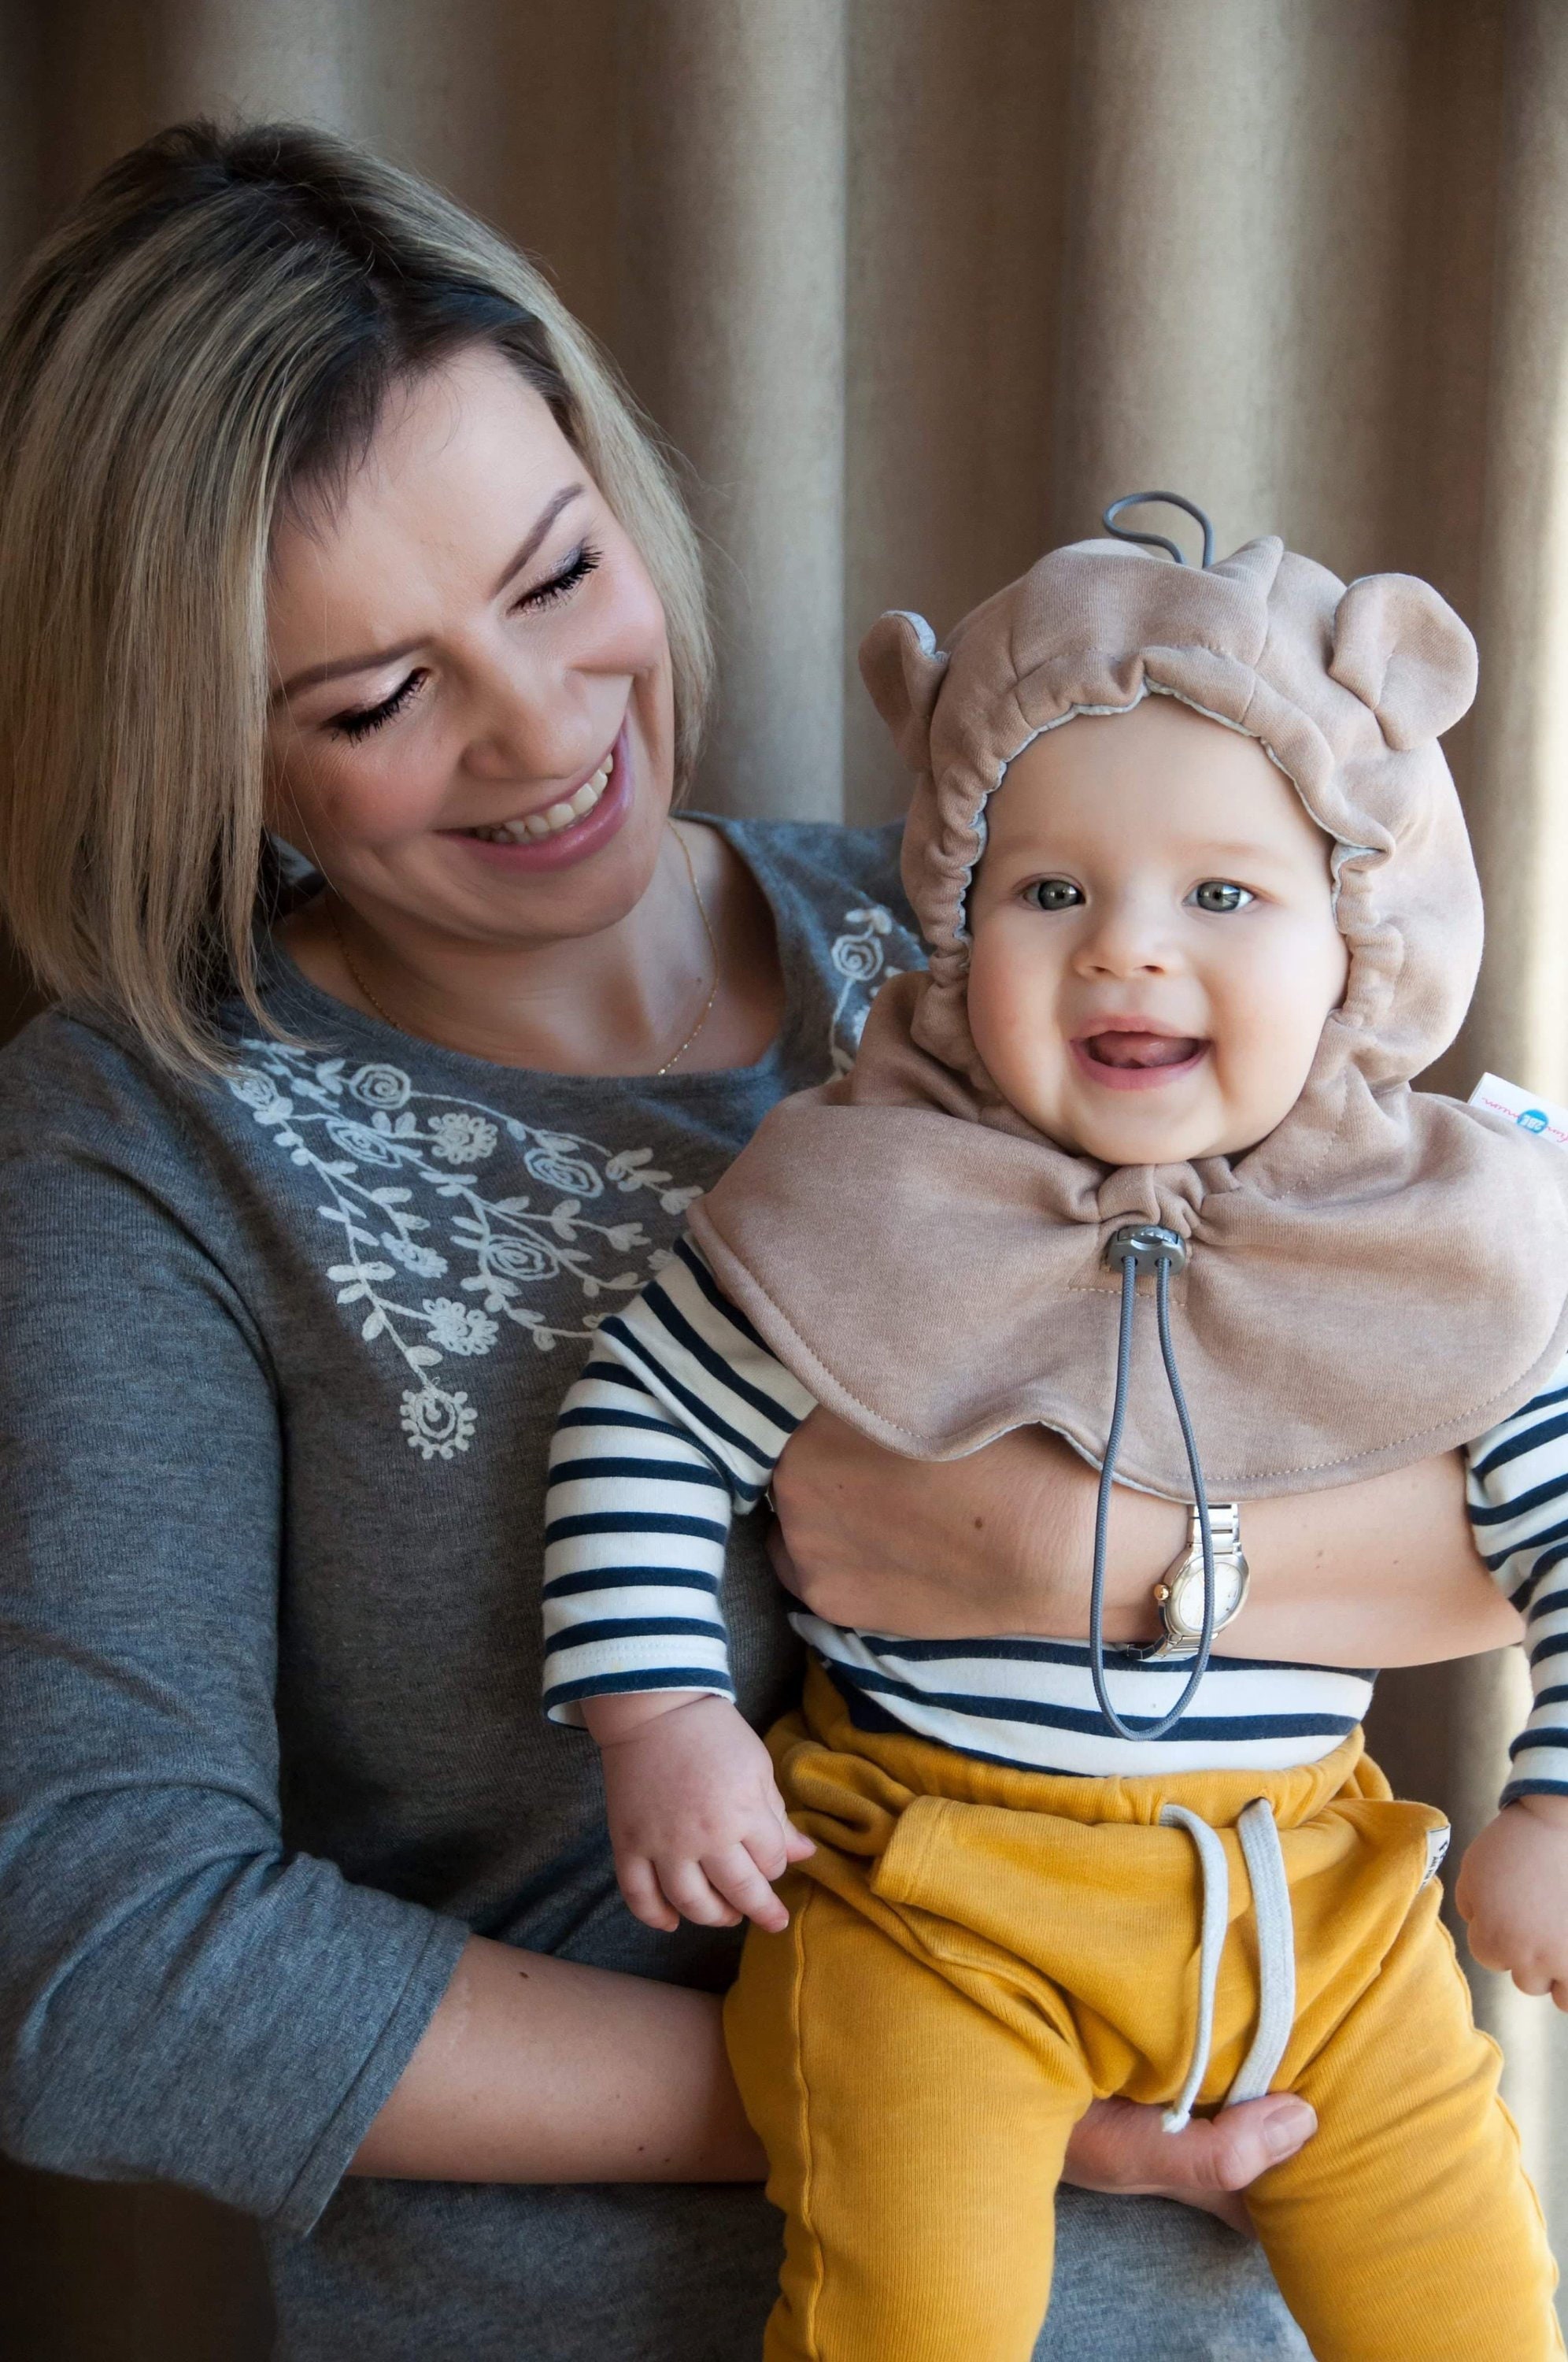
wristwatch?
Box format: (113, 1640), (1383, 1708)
(1139, 1502), (1248, 1660)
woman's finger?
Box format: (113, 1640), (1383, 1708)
(617, 1855), (679, 1934)
(705, 1845), (790, 1933)
(657, 1857), (742, 1930)
(1061, 2094), (1317, 2234)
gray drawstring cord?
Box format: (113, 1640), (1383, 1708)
(1102, 492), (1216, 569)
(1159, 1805), (1230, 2133)
(1160, 1797), (1296, 2132)
(1229, 1799), (1296, 2104)
(1089, 1228), (1218, 1741)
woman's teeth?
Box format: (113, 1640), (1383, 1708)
(464, 756), (612, 843)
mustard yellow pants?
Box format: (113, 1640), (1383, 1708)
(724, 1665), (1562, 2362)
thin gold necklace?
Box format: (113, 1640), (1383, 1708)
(326, 825), (722, 1076)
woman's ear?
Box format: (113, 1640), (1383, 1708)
(1328, 573), (1478, 750)
(858, 609), (948, 771)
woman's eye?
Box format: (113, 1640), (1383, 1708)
(328, 670), (426, 742)
(1189, 879), (1254, 914)
(515, 542), (602, 612)
(1024, 878), (1083, 912)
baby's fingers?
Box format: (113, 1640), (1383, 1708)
(657, 1857), (744, 1930)
(704, 1842), (792, 1934)
(618, 1854), (680, 1934)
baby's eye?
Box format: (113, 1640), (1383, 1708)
(1023, 878), (1083, 912)
(1188, 880), (1254, 914)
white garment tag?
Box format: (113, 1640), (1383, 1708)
(1469, 1072), (1568, 1153)
(1420, 1825), (1451, 1890)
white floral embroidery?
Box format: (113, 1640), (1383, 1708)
(231, 883), (917, 1461)
(400, 1386), (477, 1461)
(828, 904), (904, 1074)
(422, 1298), (500, 1356)
(226, 1045), (701, 1457)
(427, 1110), (497, 1164)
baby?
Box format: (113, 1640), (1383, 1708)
(542, 518), (1568, 2360)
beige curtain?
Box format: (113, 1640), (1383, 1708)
(2, 2), (1566, 2352)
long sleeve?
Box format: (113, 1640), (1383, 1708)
(1467, 1350), (1568, 1805)
(542, 1236), (816, 1723)
(0, 1068), (467, 2233)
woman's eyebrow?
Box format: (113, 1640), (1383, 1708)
(272, 483), (586, 702)
(488, 483), (583, 598)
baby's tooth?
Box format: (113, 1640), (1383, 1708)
(523, 813), (553, 839)
(545, 801), (575, 829)
(568, 781), (598, 816)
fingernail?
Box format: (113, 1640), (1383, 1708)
(1264, 2101), (1317, 2156)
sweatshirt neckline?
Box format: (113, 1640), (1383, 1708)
(253, 814), (802, 1100)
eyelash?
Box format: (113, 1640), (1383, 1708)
(327, 541), (604, 742)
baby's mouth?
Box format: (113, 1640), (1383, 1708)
(1081, 1031), (1206, 1071)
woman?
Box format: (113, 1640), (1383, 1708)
(0, 123), (1516, 2360)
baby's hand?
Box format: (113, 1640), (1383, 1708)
(582, 1690), (815, 1935)
(1455, 1794), (1568, 2007)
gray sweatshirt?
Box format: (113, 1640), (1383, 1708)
(0, 816), (1305, 2360)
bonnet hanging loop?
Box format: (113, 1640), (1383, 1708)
(1102, 493), (1216, 570)
(1087, 1222), (1222, 1743)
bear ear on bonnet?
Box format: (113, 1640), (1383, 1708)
(859, 609), (949, 773)
(1328, 572), (1478, 751)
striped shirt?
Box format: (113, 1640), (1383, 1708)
(544, 1238), (1568, 1795)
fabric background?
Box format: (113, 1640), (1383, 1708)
(0, 2), (1564, 2352)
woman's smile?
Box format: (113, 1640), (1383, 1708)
(442, 721), (634, 873)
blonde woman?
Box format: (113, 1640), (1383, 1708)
(0, 124), (1514, 2359)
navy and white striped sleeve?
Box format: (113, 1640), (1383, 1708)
(1467, 1347), (1568, 1804)
(542, 1235), (818, 1724)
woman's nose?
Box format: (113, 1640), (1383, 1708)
(461, 647), (597, 785)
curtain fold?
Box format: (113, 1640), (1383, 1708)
(0, 4), (1562, 2353)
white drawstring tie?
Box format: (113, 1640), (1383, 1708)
(1159, 1797), (1297, 2133)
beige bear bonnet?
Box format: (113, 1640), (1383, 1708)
(691, 513), (1568, 1498)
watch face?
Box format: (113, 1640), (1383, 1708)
(1170, 1556), (1245, 1635)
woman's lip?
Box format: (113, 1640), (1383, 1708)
(1069, 1035), (1210, 1092)
(441, 726), (632, 873)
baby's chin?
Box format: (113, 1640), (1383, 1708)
(1019, 1090), (1274, 1168)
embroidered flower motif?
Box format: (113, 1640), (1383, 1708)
(399, 1386), (477, 1460)
(349, 1062), (412, 1110)
(382, 1236), (448, 1277)
(421, 1298), (499, 1356)
(523, 1142), (599, 1196)
(227, 1068), (283, 1111)
(830, 905), (892, 979)
(428, 1110), (498, 1164)
(829, 901), (903, 1072)
(479, 1236), (555, 1283)
(324, 1116), (409, 1168)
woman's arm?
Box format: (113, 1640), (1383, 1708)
(349, 1935), (764, 2180)
(350, 1931), (1315, 2226)
(0, 1071), (465, 2236)
(770, 1411), (1523, 1665)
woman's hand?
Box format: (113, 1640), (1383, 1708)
(770, 1410), (1522, 1667)
(1063, 2094), (1317, 2236)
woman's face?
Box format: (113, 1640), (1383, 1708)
(266, 342), (675, 950)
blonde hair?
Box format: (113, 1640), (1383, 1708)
(0, 121), (712, 1070)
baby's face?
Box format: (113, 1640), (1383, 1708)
(966, 697), (1348, 1164)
